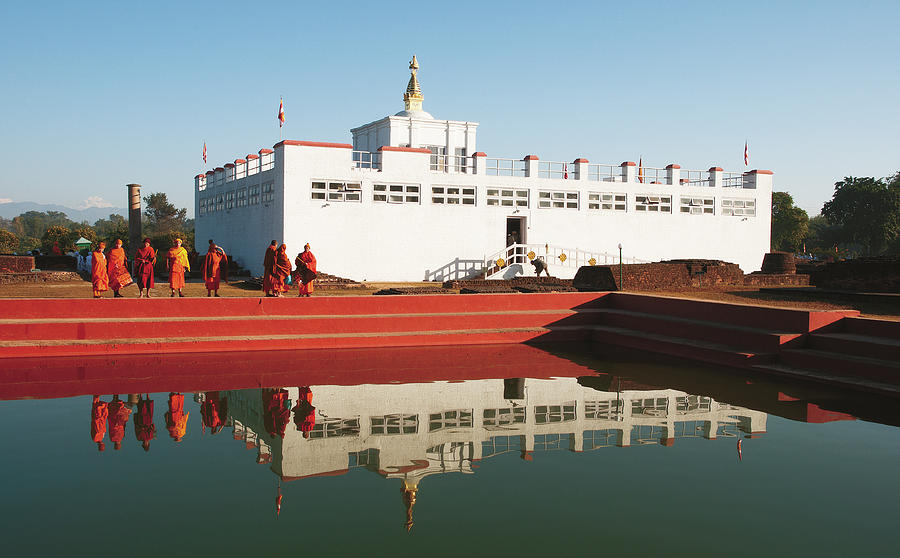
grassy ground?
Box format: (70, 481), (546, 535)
(1, 278), (898, 320)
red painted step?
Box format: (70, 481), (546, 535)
(841, 317), (900, 341)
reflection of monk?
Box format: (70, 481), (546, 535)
(200, 392), (228, 434)
(262, 388), (290, 439)
(292, 386), (315, 439)
(107, 395), (133, 451)
(165, 392), (189, 442)
(91, 395), (109, 452)
(133, 395), (156, 452)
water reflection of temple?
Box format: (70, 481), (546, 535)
(218, 377), (766, 494)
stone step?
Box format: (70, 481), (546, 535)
(807, 332), (900, 362)
(751, 363), (900, 396)
(779, 349), (900, 385)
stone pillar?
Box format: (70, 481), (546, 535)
(472, 152), (487, 174)
(709, 167), (724, 188)
(621, 161), (636, 182)
(524, 155), (539, 178)
(665, 164), (681, 186)
(573, 158), (589, 181)
(126, 183), (141, 254)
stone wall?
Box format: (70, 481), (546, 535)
(596, 260), (744, 291)
(0, 256), (35, 273)
(808, 256), (900, 293)
(0, 271), (82, 285)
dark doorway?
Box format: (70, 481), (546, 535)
(505, 217), (526, 247)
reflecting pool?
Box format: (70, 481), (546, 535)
(1, 344), (897, 556)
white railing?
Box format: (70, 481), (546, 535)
(353, 151), (382, 170)
(485, 158), (526, 177)
(482, 243), (649, 279)
(430, 154), (472, 174)
(538, 161), (577, 180)
(722, 172), (750, 188)
(587, 164), (622, 182)
(637, 166), (667, 185)
(680, 169), (711, 187)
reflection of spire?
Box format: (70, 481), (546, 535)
(275, 482), (283, 519)
(403, 55), (424, 112)
(401, 479), (418, 532)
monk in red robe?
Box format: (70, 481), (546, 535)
(262, 240), (277, 296)
(107, 395), (132, 451)
(262, 388), (290, 439)
(271, 244), (292, 297)
(202, 241), (228, 297)
(292, 387), (315, 439)
(107, 239), (132, 298)
(165, 392), (190, 442)
(91, 395), (109, 451)
(294, 244), (317, 297)
(166, 238), (190, 297)
(200, 391), (228, 434)
(133, 394), (156, 452)
(91, 242), (109, 298)
(134, 238), (156, 298)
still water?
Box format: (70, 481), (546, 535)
(1, 344), (897, 557)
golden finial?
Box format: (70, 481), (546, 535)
(404, 55), (423, 112)
(401, 479), (418, 532)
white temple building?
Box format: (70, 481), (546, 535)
(195, 56), (773, 281)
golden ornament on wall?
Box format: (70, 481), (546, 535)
(496, 258), (506, 268)
(588, 257), (597, 266)
(558, 253), (567, 263)
(527, 251), (536, 260)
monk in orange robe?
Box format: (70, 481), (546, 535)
(166, 238), (190, 297)
(107, 395), (132, 450)
(262, 240), (278, 296)
(91, 242), (109, 298)
(262, 388), (290, 439)
(133, 394), (156, 452)
(91, 395), (109, 451)
(165, 392), (189, 442)
(294, 244), (317, 297)
(134, 238), (156, 298)
(202, 241), (228, 297)
(271, 244), (292, 297)
(107, 239), (132, 298)
(200, 391), (228, 434)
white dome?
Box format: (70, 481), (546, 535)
(394, 109), (434, 119)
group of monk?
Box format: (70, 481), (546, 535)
(262, 241), (317, 297)
(90, 238), (229, 298)
(90, 391), (229, 452)
(262, 386), (316, 439)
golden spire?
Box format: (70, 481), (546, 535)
(403, 55), (424, 112)
(401, 479), (418, 532)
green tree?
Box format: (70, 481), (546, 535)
(822, 175), (900, 254)
(144, 192), (187, 235)
(0, 229), (18, 253)
(41, 225), (73, 253)
(93, 214), (129, 247)
(70, 226), (97, 251)
(771, 191), (809, 252)
(11, 211), (75, 239)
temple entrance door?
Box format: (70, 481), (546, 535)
(505, 217), (526, 248)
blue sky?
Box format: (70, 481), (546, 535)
(0, 0), (897, 218)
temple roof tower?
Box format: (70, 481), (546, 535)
(396, 55), (432, 119)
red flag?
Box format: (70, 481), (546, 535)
(202, 142), (207, 164)
(563, 163), (568, 180)
(638, 157), (643, 183)
(278, 98), (285, 128)
(744, 141), (749, 166)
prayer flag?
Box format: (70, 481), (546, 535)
(638, 157), (643, 183)
(564, 163), (568, 180)
(744, 141), (749, 166)
(278, 98), (285, 128)
(202, 142), (207, 164)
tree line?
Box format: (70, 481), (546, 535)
(0, 193), (194, 255)
(773, 172), (900, 258)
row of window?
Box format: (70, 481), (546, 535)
(198, 182), (274, 214)
(308, 181), (756, 216)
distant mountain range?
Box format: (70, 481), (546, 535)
(0, 202), (127, 223)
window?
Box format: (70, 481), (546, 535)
(721, 198), (756, 217)
(225, 191), (234, 210)
(427, 145), (447, 171)
(584, 400), (623, 420)
(588, 192), (626, 211)
(538, 190), (579, 209)
(374, 183), (419, 204)
(249, 185), (260, 205)
(324, 181), (361, 202)
(236, 188), (247, 207)
(198, 197), (209, 216)
(371, 414), (418, 435)
(261, 182), (275, 203)
(311, 182), (326, 200)
(634, 194), (672, 213)
(534, 402), (576, 424)
(454, 147), (468, 173)
(680, 197), (715, 215)
(432, 185), (475, 205)
(676, 395), (711, 414)
(215, 195), (224, 212)
(428, 409), (473, 432)
(486, 188), (529, 208)
(307, 418), (360, 439)
(632, 397), (669, 417)
(483, 407), (526, 427)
